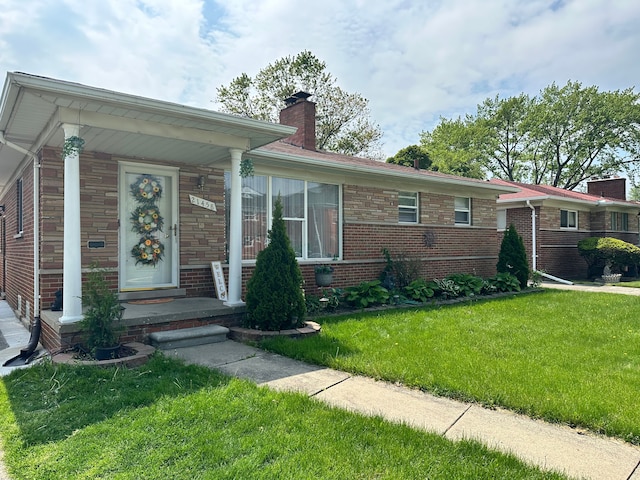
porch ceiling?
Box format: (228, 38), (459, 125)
(0, 72), (295, 194)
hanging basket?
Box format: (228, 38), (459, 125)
(61, 136), (85, 159)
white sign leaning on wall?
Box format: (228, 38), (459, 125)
(210, 261), (228, 301)
(189, 194), (217, 212)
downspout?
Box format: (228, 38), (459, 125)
(0, 131), (42, 365)
(526, 200), (537, 271)
(526, 199), (573, 285)
(0, 132), (41, 318)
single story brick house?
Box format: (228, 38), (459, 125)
(493, 178), (640, 280)
(0, 72), (515, 350)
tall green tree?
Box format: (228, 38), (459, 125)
(245, 196), (306, 331)
(528, 81), (640, 190)
(475, 93), (536, 181)
(386, 145), (432, 169)
(419, 117), (485, 178)
(417, 81), (640, 188)
(216, 50), (383, 158)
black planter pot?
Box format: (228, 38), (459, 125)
(94, 345), (120, 361)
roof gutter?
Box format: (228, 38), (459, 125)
(499, 195), (638, 209)
(251, 148), (519, 194)
(7, 72), (296, 138)
(0, 131), (41, 319)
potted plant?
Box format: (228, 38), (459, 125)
(314, 264), (334, 287)
(80, 263), (125, 360)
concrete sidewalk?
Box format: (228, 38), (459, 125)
(541, 281), (640, 296)
(0, 302), (34, 378)
(167, 341), (640, 480)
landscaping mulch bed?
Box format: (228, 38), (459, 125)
(51, 342), (155, 368)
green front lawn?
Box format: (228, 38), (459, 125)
(0, 355), (564, 479)
(263, 290), (640, 444)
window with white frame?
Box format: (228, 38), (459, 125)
(398, 191), (418, 223)
(621, 212), (629, 231)
(225, 173), (340, 261)
(454, 197), (471, 225)
(16, 177), (23, 234)
(611, 212), (618, 231)
(560, 209), (577, 229)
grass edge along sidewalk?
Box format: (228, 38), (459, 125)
(262, 289), (640, 447)
(0, 355), (566, 479)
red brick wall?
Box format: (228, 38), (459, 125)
(503, 204), (640, 279)
(2, 144), (505, 329)
(342, 185), (500, 281)
(1, 159), (36, 319)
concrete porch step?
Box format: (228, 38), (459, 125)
(149, 325), (229, 350)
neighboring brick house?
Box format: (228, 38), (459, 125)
(493, 178), (640, 280)
(0, 73), (515, 350)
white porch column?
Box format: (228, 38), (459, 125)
(59, 124), (83, 323)
(225, 148), (245, 306)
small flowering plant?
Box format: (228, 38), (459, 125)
(130, 174), (162, 204)
(130, 206), (164, 234)
(131, 235), (164, 266)
(314, 264), (334, 274)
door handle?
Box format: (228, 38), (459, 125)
(165, 224), (177, 238)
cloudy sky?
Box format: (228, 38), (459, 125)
(0, 0), (638, 158)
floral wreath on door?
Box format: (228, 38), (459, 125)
(129, 174), (165, 266)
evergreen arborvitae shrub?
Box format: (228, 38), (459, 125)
(497, 224), (530, 289)
(245, 196), (306, 331)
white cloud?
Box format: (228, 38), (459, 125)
(0, 0), (638, 157)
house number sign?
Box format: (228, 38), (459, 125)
(189, 194), (217, 212)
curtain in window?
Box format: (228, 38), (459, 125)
(226, 174), (339, 260)
(308, 183), (338, 258)
(273, 178), (304, 257)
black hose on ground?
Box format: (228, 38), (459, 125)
(2, 316), (41, 367)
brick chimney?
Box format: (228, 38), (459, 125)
(587, 176), (626, 200)
(279, 91), (316, 150)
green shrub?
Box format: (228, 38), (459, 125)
(380, 248), (421, 289)
(481, 279), (497, 295)
(486, 272), (521, 292)
(402, 279), (435, 302)
(577, 237), (640, 276)
(245, 196), (306, 330)
(80, 263), (124, 352)
(497, 224), (530, 289)
(344, 280), (390, 308)
(432, 278), (461, 299)
(445, 273), (484, 297)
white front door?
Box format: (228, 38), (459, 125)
(119, 163), (179, 291)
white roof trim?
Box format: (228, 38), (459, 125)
(251, 148), (518, 193)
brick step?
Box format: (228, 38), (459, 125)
(149, 324), (229, 350)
